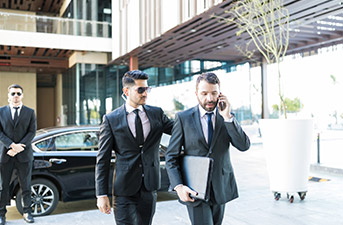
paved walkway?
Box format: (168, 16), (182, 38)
(7, 131), (343, 225)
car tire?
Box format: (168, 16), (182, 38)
(16, 178), (59, 217)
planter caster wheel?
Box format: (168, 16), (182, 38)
(287, 193), (294, 203)
(298, 192), (306, 200)
(273, 192), (281, 201)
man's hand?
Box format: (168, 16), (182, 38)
(10, 143), (26, 154)
(97, 196), (111, 214)
(218, 93), (233, 120)
(175, 185), (197, 202)
(7, 149), (17, 157)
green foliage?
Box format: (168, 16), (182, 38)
(284, 97), (302, 112)
(272, 104), (279, 112)
(272, 97), (302, 114)
(330, 74), (337, 85)
(173, 98), (185, 111)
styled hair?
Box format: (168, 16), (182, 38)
(196, 73), (220, 89)
(122, 70), (149, 87)
(8, 84), (23, 92)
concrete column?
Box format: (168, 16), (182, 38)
(130, 55), (139, 70)
(91, 0), (98, 37)
(55, 74), (63, 126)
(261, 57), (270, 119)
(73, 0), (78, 35)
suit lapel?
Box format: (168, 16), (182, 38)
(15, 105), (26, 127)
(120, 105), (137, 144)
(142, 105), (154, 142)
(192, 106), (208, 148)
(210, 110), (225, 149)
(6, 105), (15, 127)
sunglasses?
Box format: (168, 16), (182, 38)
(10, 92), (22, 96)
(135, 87), (151, 94)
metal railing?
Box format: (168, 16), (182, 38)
(0, 11), (111, 38)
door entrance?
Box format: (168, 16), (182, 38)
(37, 87), (55, 129)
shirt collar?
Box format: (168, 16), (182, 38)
(125, 102), (144, 114)
(9, 103), (23, 109)
(198, 105), (216, 118)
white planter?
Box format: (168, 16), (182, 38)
(259, 119), (314, 193)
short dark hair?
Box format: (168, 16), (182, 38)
(8, 84), (23, 92)
(122, 70), (149, 87)
(196, 73), (220, 89)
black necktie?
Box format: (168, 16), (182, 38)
(134, 109), (144, 147)
(206, 112), (214, 146)
(13, 107), (19, 124)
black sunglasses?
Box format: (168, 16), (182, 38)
(10, 92), (22, 96)
(135, 87), (151, 94)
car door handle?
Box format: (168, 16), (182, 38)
(49, 158), (67, 164)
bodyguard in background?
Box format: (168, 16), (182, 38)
(0, 84), (37, 224)
(96, 70), (173, 225)
(166, 73), (250, 225)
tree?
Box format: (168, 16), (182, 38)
(272, 97), (302, 116)
(212, 0), (290, 118)
(173, 98), (185, 111)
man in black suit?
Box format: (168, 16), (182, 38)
(166, 73), (250, 225)
(0, 84), (37, 224)
(95, 70), (173, 225)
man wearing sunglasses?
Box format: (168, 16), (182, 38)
(0, 84), (37, 224)
(96, 70), (173, 225)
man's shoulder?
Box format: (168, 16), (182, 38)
(22, 105), (34, 112)
(144, 104), (162, 112)
(176, 106), (196, 118)
(106, 105), (125, 118)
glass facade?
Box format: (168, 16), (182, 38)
(61, 59), (256, 126)
(61, 0), (112, 37)
(146, 63), (261, 124)
(143, 60), (237, 87)
(62, 64), (128, 125)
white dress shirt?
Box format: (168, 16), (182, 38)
(125, 103), (150, 141)
(10, 103), (23, 120)
(198, 105), (234, 144)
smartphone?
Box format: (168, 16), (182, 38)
(219, 102), (225, 111)
(218, 93), (226, 111)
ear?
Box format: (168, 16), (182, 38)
(123, 87), (129, 96)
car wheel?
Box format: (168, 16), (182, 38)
(16, 178), (59, 217)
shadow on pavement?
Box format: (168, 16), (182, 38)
(7, 192), (177, 221)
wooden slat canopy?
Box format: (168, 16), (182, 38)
(111, 0), (343, 68)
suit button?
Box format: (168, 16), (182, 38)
(139, 164), (142, 168)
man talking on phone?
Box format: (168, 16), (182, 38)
(96, 70), (173, 225)
(165, 72), (250, 225)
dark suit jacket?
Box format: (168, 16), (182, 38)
(165, 106), (250, 205)
(0, 105), (37, 163)
(96, 104), (173, 197)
